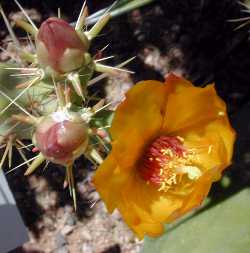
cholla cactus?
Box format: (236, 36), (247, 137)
(0, 0), (136, 208)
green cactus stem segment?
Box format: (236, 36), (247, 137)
(0, 76), (42, 117)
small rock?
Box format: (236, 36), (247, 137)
(54, 246), (69, 253)
(61, 225), (74, 236)
(65, 214), (77, 226)
(55, 232), (67, 248)
(81, 243), (94, 253)
(81, 230), (92, 241)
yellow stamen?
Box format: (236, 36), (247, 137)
(177, 136), (184, 142)
(161, 148), (174, 157)
(218, 111), (225, 116)
(208, 145), (213, 154)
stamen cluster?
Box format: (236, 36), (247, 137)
(140, 136), (200, 192)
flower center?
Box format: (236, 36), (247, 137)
(139, 136), (202, 192)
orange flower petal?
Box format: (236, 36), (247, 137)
(162, 83), (225, 134)
(93, 155), (129, 212)
(110, 80), (169, 168)
(114, 172), (183, 238)
(205, 118), (236, 166)
(118, 184), (165, 238)
(165, 73), (193, 91)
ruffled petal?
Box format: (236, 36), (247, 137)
(92, 155), (130, 212)
(205, 118), (236, 166)
(180, 116), (235, 175)
(118, 174), (165, 238)
(116, 172), (183, 238)
(165, 73), (193, 91)
(118, 199), (164, 239)
(162, 83), (226, 134)
(110, 80), (169, 168)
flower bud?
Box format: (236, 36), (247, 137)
(33, 111), (89, 165)
(36, 17), (88, 73)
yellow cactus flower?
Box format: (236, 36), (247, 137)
(93, 73), (236, 239)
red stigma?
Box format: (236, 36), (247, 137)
(139, 136), (186, 186)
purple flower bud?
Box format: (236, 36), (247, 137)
(36, 17), (88, 73)
(34, 111), (88, 165)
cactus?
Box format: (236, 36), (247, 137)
(0, 0), (155, 208)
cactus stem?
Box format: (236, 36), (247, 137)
(14, 0), (38, 32)
(0, 76), (41, 117)
(95, 63), (134, 75)
(85, 13), (111, 41)
(0, 89), (37, 122)
(15, 19), (37, 36)
(24, 153), (45, 176)
(67, 72), (85, 101)
(75, 0), (88, 31)
(88, 56), (136, 86)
